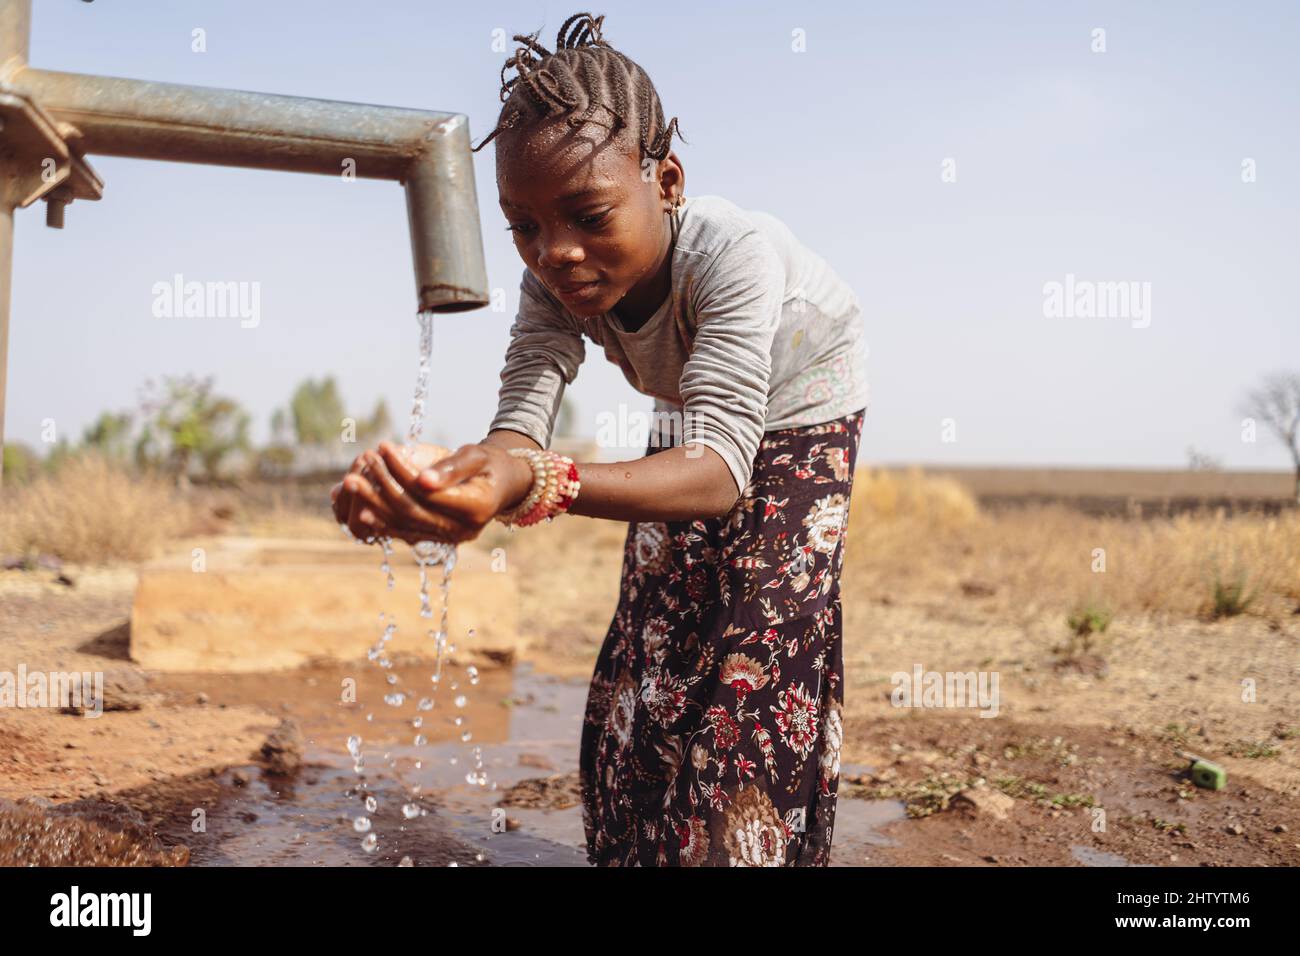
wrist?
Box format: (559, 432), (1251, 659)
(502, 454), (535, 512)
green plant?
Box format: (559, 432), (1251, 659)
(1061, 601), (1112, 657)
(1225, 739), (1279, 759)
(1210, 568), (1256, 618)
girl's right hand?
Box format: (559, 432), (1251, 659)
(363, 441), (536, 544)
(329, 443), (453, 541)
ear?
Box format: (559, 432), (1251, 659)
(657, 151), (686, 205)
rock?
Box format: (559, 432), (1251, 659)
(258, 719), (304, 776)
(1225, 823), (1244, 835)
(950, 788), (1016, 822)
(0, 797), (187, 866)
(59, 668), (158, 715)
(196, 692), (209, 705)
(1274, 824), (1287, 833)
(497, 772), (582, 811)
(231, 769), (252, 787)
(517, 752), (556, 771)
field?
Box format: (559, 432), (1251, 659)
(1, 459), (1297, 866)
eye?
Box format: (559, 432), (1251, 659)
(505, 222), (535, 235)
(578, 208), (612, 227)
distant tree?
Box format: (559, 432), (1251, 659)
(289, 376), (347, 446)
(81, 411), (134, 462)
(357, 398), (393, 445)
(1, 441), (39, 484)
(1185, 446), (1223, 471)
(134, 375), (251, 486)
(1240, 371), (1300, 503)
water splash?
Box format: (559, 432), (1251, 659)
(347, 308), (488, 864)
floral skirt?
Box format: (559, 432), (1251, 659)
(579, 408), (866, 866)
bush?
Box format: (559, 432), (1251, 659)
(0, 452), (193, 563)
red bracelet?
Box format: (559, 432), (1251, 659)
(495, 449), (581, 527)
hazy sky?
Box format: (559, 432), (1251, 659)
(7, 0), (1297, 470)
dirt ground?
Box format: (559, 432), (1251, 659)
(2, 532), (1295, 865)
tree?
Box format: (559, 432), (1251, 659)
(272, 378), (396, 471)
(289, 377), (346, 447)
(1, 441), (39, 484)
(1240, 371), (1300, 503)
(134, 375), (251, 486)
(357, 398), (393, 445)
(81, 411), (134, 462)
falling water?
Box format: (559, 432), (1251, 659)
(345, 309), (488, 864)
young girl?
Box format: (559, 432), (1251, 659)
(330, 11), (868, 867)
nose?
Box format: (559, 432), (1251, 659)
(536, 225), (585, 271)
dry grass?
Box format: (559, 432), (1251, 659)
(841, 470), (1300, 624)
(0, 453), (194, 564)
(12, 455), (1293, 628)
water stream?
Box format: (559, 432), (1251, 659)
(345, 310), (488, 863)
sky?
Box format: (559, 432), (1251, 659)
(6, 0), (1298, 470)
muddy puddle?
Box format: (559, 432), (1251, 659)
(142, 662), (911, 866)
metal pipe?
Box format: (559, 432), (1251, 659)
(0, 0), (26, 485)
(0, 0), (491, 482)
(7, 66), (489, 312)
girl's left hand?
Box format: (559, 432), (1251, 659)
(337, 440), (533, 545)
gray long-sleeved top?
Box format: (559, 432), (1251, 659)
(487, 193), (869, 492)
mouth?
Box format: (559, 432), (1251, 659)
(554, 278), (602, 299)
(553, 278), (603, 293)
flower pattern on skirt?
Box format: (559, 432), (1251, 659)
(579, 408), (866, 866)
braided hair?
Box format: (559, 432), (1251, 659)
(472, 11), (685, 163)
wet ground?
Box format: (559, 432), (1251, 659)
(3, 567), (1296, 867)
(140, 663), (913, 867)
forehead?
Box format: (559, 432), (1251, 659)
(496, 119), (643, 208)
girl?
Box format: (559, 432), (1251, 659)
(330, 11), (868, 867)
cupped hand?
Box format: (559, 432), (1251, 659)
(330, 442), (452, 542)
(329, 441), (533, 546)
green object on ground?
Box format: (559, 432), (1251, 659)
(1176, 750), (1227, 790)
(1190, 759), (1227, 790)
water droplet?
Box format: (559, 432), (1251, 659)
(361, 833), (378, 852)
(353, 816), (371, 833)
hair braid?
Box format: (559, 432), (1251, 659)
(472, 11), (685, 162)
